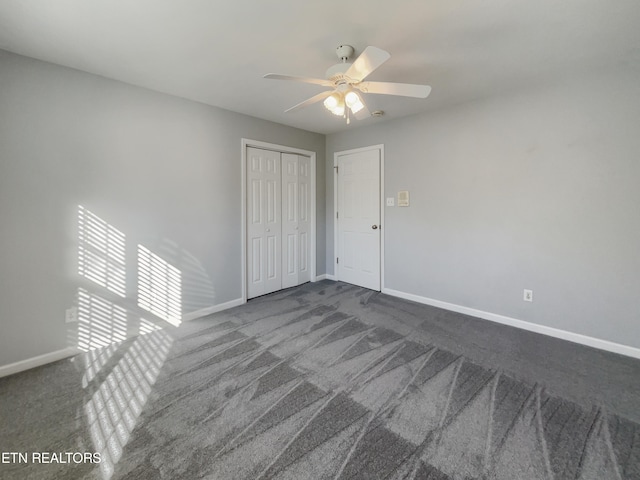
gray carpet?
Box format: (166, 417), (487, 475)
(1, 280), (639, 479)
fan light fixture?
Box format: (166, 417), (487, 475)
(324, 90), (364, 117)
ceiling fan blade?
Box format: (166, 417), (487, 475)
(285, 90), (334, 113)
(345, 46), (391, 82)
(264, 73), (333, 87)
(357, 81), (431, 98)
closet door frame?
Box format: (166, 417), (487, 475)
(241, 139), (316, 303)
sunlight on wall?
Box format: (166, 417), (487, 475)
(137, 245), (182, 326)
(83, 330), (173, 479)
(77, 288), (127, 353)
(78, 206), (126, 297)
(154, 239), (216, 312)
(73, 206), (180, 477)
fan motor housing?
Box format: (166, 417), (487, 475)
(326, 45), (357, 84)
(325, 63), (352, 82)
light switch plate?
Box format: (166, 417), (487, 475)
(386, 197), (395, 206)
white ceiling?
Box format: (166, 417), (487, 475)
(1, 0), (639, 134)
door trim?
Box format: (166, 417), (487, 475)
(241, 138), (316, 303)
(333, 144), (385, 291)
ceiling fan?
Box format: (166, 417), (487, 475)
(264, 45), (431, 124)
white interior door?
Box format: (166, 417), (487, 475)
(336, 148), (381, 290)
(281, 153), (312, 289)
(247, 147), (281, 298)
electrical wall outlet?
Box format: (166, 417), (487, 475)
(386, 197), (395, 206)
(523, 289), (533, 302)
(65, 306), (78, 323)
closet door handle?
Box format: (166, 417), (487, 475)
(372, 225), (378, 230)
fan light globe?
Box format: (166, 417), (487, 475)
(350, 102), (364, 114)
(345, 91), (359, 106)
(345, 91), (364, 114)
(324, 93), (345, 116)
(324, 94), (339, 110)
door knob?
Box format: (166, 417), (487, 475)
(372, 225), (378, 230)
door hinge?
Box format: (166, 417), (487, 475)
(336, 211), (339, 219)
(336, 257), (339, 264)
(334, 166), (338, 174)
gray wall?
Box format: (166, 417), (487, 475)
(327, 69), (640, 349)
(0, 50), (325, 366)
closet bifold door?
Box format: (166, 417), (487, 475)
(247, 147), (282, 299)
(282, 153), (311, 289)
(297, 155), (311, 285)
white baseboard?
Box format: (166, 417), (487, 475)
(7, 286), (636, 378)
(315, 274), (336, 281)
(0, 347), (79, 378)
(181, 298), (245, 322)
(382, 287), (640, 360)
(0, 298), (246, 377)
